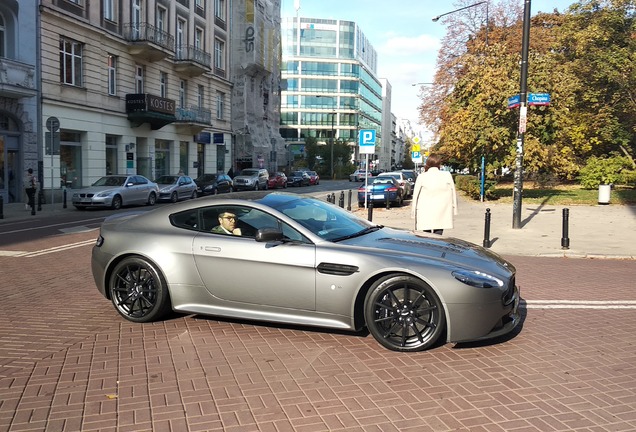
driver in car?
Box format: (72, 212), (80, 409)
(211, 211), (242, 236)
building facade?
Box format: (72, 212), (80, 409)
(0, 0), (39, 203)
(279, 15), (383, 171)
(38, 0), (233, 199)
(230, 0), (285, 174)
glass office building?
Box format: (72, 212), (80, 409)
(280, 17), (383, 166)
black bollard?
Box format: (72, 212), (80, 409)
(385, 192), (390, 209)
(338, 191), (345, 208)
(38, 190), (43, 211)
(0, 194), (4, 219)
(347, 189), (352, 211)
(561, 208), (570, 249)
(63, 188), (67, 209)
(367, 200), (373, 222)
(483, 208), (491, 248)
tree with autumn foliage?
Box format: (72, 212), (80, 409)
(419, 0), (636, 181)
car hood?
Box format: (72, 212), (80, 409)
(74, 186), (121, 194)
(342, 227), (515, 277)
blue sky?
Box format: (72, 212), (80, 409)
(280, 0), (576, 131)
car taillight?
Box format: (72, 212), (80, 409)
(387, 187), (398, 192)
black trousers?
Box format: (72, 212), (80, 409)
(424, 229), (444, 235)
(25, 187), (36, 208)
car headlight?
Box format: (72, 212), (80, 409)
(95, 191), (114, 197)
(204, 185), (213, 191)
(452, 270), (504, 288)
(160, 187), (171, 193)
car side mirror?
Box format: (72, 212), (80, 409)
(126, 182), (134, 187)
(255, 227), (284, 242)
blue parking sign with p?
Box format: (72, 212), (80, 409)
(359, 129), (376, 154)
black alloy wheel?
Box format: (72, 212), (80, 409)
(170, 191), (178, 203)
(147, 192), (157, 206)
(109, 256), (171, 323)
(364, 274), (445, 352)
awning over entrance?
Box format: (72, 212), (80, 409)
(125, 94), (176, 130)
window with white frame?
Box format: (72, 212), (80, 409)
(214, 38), (224, 70)
(216, 91), (224, 120)
(197, 85), (204, 110)
(68, 0), (81, 4)
(60, 37), (83, 86)
(160, 72), (167, 98)
(107, 55), (117, 95)
(135, 65), (144, 93)
(156, 6), (167, 32)
(179, 80), (187, 108)
(196, 0), (204, 9)
(214, 0), (225, 21)
(103, 0), (115, 21)
(195, 27), (204, 50)
(176, 18), (186, 55)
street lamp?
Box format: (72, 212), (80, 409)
(330, 111), (336, 179)
(432, 1), (489, 47)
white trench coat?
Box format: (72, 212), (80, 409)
(411, 167), (458, 231)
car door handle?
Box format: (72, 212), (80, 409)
(203, 246), (221, 252)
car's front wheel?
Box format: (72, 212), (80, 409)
(147, 192), (157, 206)
(191, 190), (198, 199)
(170, 191), (178, 203)
(111, 195), (122, 210)
(364, 274), (445, 352)
(108, 256), (171, 323)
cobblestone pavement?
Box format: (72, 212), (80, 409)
(1, 230), (636, 432)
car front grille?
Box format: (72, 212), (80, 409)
(77, 193), (94, 198)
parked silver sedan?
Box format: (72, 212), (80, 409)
(91, 191), (520, 352)
(155, 175), (198, 202)
(72, 175), (158, 210)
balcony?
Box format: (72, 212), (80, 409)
(174, 45), (211, 76)
(0, 58), (37, 99)
(175, 106), (212, 133)
(126, 93), (176, 130)
(124, 23), (174, 62)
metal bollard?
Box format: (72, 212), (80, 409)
(63, 188), (67, 209)
(483, 208), (491, 248)
(367, 200), (373, 222)
(385, 192), (390, 209)
(0, 194), (4, 219)
(561, 208), (570, 249)
(38, 190), (43, 211)
(347, 189), (352, 211)
(338, 191), (345, 208)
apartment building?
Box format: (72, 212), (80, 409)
(279, 16), (383, 171)
(38, 0), (233, 197)
(0, 0), (39, 204)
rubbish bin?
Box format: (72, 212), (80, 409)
(598, 184), (611, 205)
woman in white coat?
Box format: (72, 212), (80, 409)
(411, 154), (457, 235)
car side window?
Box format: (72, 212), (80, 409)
(170, 208), (200, 231)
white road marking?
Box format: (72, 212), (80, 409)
(523, 300), (636, 309)
(1, 239), (96, 257)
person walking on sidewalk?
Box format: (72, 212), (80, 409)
(411, 154), (457, 235)
(24, 168), (37, 212)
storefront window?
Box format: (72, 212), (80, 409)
(106, 135), (118, 175)
(60, 131), (82, 188)
(179, 141), (188, 175)
(155, 139), (170, 179)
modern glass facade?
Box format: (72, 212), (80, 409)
(280, 16), (383, 166)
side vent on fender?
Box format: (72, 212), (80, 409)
(317, 263), (359, 276)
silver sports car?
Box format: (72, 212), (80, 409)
(92, 191), (520, 352)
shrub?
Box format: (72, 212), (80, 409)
(578, 156), (631, 189)
(454, 175), (497, 200)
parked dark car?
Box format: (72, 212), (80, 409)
(196, 173), (233, 195)
(287, 170), (311, 187)
(268, 172), (288, 189)
(358, 175), (404, 207)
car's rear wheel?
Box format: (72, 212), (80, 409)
(111, 195), (122, 210)
(108, 256), (171, 323)
(364, 274), (445, 352)
(147, 192), (156, 206)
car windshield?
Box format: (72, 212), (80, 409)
(92, 176), (127, 187)
(373, 177), (394, 185)
(240, 169), (259, 176)
(272, 196), (378, 242)
(291, 171), (304, 176)
(155, 176), (178, 185)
